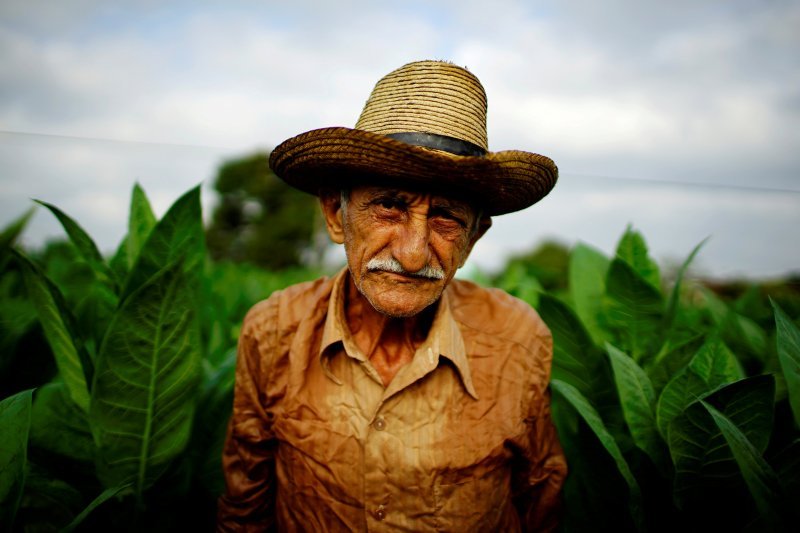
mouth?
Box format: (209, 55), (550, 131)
(371, 270), (439, 283)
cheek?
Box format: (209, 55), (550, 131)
(433, 235), (472, 270)
(343, 220), (391, 272)
(343, 231), (367, 277)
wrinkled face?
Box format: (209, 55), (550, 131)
(321, 185), (488, 318)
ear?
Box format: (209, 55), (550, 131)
(459, 216), (492, 267)
(319, 190), (345, 244)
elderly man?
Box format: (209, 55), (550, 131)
(217, 60), (567, 532)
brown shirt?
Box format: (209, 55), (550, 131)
(217, 269), (567, 532)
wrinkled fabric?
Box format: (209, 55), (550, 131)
(217, 268), (567, 532)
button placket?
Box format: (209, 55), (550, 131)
(374, 504), (386, 521)
(364, 408), (391, 528)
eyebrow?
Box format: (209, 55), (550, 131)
(430, 197), (474, 219)
(364, 188), (476, 219)
(375, 189), (469, 207)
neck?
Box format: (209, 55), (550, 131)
(344, 275), (435, 386)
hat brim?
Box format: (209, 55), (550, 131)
(268, 127), (558, 216)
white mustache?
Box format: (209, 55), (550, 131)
(366, 257), (445, 280)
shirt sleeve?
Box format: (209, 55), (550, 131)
(217, 298), (282, 532)
(511, 330), (568, 533)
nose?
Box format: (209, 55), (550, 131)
(392, 214), (432, 274)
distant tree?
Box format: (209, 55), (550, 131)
(205, 152), (322, 269)
(498, 240), (570, 292)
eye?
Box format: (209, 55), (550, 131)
(430, 208), (467, 229)
(373, 196), (406, 214)
(379, 199), (401, 210)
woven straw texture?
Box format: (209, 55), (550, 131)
(269, 60), (558, 216)
(355, 61), (488, 150)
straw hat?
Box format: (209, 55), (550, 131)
(269, 60), (557, 216)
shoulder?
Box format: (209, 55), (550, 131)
(447, 278), (550, 345)
(447, 279), (553, 388)
(236, 275), (334, 394)
(240, 277), (333, 351)
(241, 275), (335, 340)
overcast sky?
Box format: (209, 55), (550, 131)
(1, 0), (798, 279)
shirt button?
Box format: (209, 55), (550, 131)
(373, 416), (386, 431)
(375, 504), (386, 521)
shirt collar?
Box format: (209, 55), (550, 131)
(319, 267), (478, 400)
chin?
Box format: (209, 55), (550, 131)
(365, 290), (441, 318)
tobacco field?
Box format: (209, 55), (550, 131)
(1, 185), (798, 531)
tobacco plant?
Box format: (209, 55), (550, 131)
(498, 229), (800, 532)
(1, 186), (798, 532)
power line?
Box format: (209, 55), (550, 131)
(563, 172), (800, 195)
(2, 128), (799, 195)
(0, 129), (236, 152)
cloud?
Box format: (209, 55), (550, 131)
(0, 2), (445, 145)
(1, 0), (798, 279)
(470, 176), (800, 278)
(449, 1), (800, 189)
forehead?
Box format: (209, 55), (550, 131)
(350, 185), (477, 211)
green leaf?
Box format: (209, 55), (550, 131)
(30, 382), (94, 463)
(0, 207), (36, 248)
(496, 262), (543, 308)
(552, 379), (644, 531)
(568, 243), (610, 345)
(703, 288), (767, 362)
(539, 295), (631, 446)
(0, 269), (38, 377)
(538, 294), (607, 401)
(615, 225), (661, 290)
(551, 394), (636, 532)
(192, 347), (236, 495)
(14, 465), (84, 531)
(126, 183), (157, 270)
(771, 298), (800, 427)
(656, 367), (709, 438)
(656, 337), (743, 438)
(772, 439), (800, 503)
(647, 335), (705, 395)
(686, 337), (745, 389)
(735, 315), (768, 357)
(121, 186), (204, 300)
(603, 258), (664, 362)
(91, 258), (202, 501)
(702, 400), (785, 530)
(606, 343), (669, 475)
(663, 237), (707, 335)
(62, 483), (133, 533)
(0, 389), (33, 530)
(35, 200), (118, 289)
(73, 280), (118, 354)
(14, 250), (92, 411)
(668, 375), (774, 508)
(109, 235), (130, 283)
(0, 207), (36, 273)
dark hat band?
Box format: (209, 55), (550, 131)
(386, 132), (486, 157)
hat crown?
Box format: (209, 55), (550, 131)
(354, 61), (489, 151)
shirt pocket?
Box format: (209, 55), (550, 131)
(432, 450), (514, 532)
(276, 414), (361, 499)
